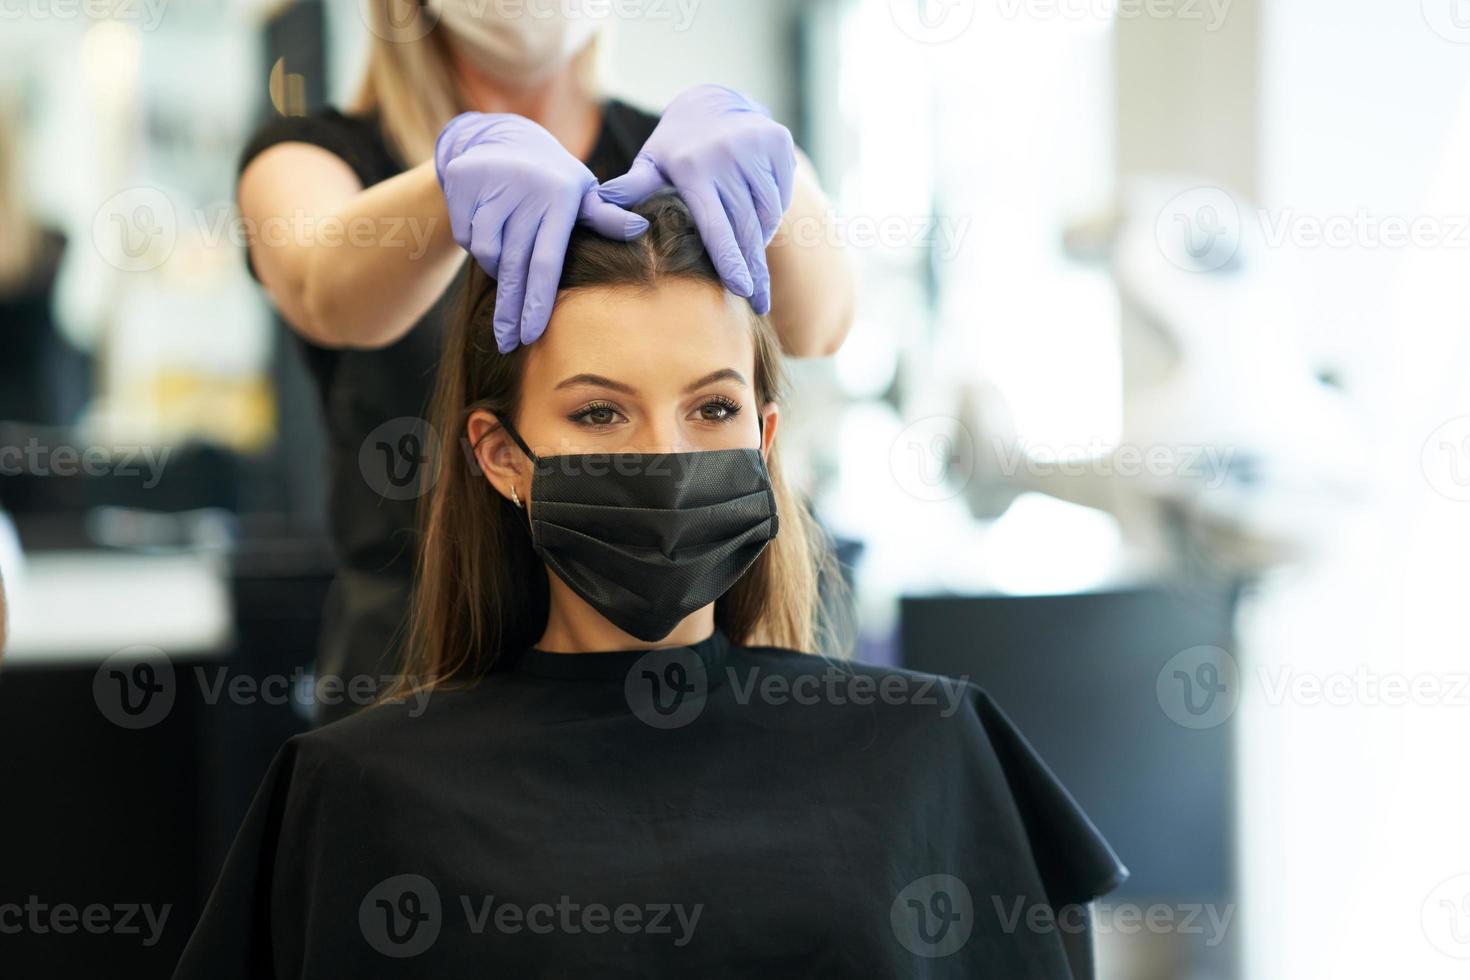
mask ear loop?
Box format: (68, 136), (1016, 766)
(490, 411), (539, 513)
(491, 411), (542, 465)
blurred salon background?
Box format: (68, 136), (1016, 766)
(2, 1), (1468, 977)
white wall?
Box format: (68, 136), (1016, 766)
(1111, 4), (1470, 977)
(1246, 3), (1470, 979)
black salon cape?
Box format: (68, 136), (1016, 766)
(173, 628), (1126, 978)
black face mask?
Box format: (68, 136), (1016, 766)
(492, 411), (780, 643)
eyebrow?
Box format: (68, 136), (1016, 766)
(553, 369), (749, 396)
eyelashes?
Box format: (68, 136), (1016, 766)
(567, 400), (621, 426)
(567, 396), (743, 427)
(697, 394), (742, 423)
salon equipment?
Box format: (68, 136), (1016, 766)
(958, 176), (1363, 576)
(0, 549), (230, 975)
(901, 585), (1241, 978)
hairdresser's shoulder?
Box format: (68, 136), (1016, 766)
(239, 104), (396, 188)
(242, 104), (379, 149)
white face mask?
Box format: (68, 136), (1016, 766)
(431, 0), (602, 84)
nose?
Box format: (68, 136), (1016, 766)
(626, 417), (698, 455)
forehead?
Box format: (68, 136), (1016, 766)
(521, 279), (757, 394)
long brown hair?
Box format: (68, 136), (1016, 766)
(392, 194), (843, 698)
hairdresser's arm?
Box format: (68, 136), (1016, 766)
(765, 148), (856, 358)
(238, 146), (462, 349)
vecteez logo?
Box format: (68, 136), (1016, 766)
(358, 875), (703, 956)
(1156, 645), (1240, 730)
(888, 416), (974, 503)
(1423, 0), (1470, 44)
(93, 646), (176, 730)
(890, 873), (974, 958)
(1423, 873), (1470, 959)
(358, 0), (441, 43)
(1422, 416), (1470, 502)
(888, 0), (977, 44)
(0, 897), (172, 947)
(1154, 186), (1243, 273)
(360, 874), (443, 958)
(92, 186), (179, 273)
(624, 647), (709, 729)
(360, 417), (442, 501)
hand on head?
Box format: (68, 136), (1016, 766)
(436, 112), (651, 354)
(437, 85), (797, 354)
(598, 84), (797, 317)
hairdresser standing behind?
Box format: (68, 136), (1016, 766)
(237, 2), (855, 725)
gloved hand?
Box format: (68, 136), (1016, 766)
(436, 112), (650, 352)
(597, 84), (797, 315)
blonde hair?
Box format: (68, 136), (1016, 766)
(0, 92), (39, 290)
(349, 1), (604, 165)
(389, 194), (846, 700)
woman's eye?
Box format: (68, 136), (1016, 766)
(569, 403), (624, 427)
(695, 397), (742, 423)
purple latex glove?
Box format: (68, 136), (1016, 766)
(597, 84), (797, 315)
(436, 112), (650, 352)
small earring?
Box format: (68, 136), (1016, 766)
(510, 485), (523, 509)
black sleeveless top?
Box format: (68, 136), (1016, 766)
(237, 101), (662, 723)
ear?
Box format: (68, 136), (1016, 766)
(466, 409), (530, 507)
(759, 402), (779, 462)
